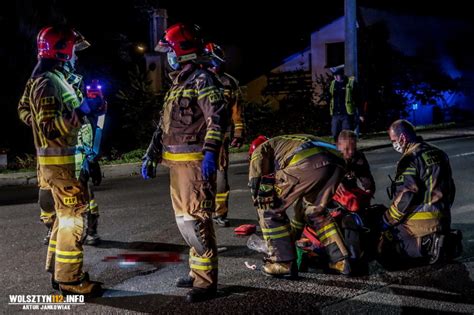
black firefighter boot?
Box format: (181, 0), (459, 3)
(186, 287), (217, 303)
(59, 273), (102, 297)
(176, 275), (194, 288)
(84, 213), (101, 246)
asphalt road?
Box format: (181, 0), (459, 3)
(1, 137), (474, 314)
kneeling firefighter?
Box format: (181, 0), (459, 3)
(379, 120), (462, 268)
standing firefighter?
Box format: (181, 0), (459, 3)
(205, 42), (245, 227)
(142, 23), (227, 303)
(380, 120), (461, 267)
(248, 135), (351, 277)
(17, 26), (104, 295)
(20, 37), (103, 247)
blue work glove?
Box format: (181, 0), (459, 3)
(201, 151), (217, 180)
(77, 99), (91, 115)
(380, 219), (391, 232)
(141, 156), (156, 180)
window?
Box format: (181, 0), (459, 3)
(325, 42), (345, 68)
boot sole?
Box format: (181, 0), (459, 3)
(185, 290), (218, 303)
(84, 239), (101, 246)
(261, 269), (299, 280)
(59, 285), (103, 298)
(213, 220), (230, 227)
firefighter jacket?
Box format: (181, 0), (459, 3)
(383, 141), (455, 237)
(18, 69), (83, 166)
(329, 76), (357, 116)
(216, 72), (245, 139)
(343, 150), (376, 196)
(249, 134), (344, 183)
(145, 63), (227, 165)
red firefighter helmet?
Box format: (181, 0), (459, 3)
(248, 135), (269, 159)
(154, 23), (203, 62)
(37, 26), (88, 61)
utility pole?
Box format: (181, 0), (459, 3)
(345, 0), (358, 79)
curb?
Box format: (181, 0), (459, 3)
(359, 134), (474, 152)
(1, 131), (472, 187)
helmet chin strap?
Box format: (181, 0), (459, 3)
(63, 60), (75, 73)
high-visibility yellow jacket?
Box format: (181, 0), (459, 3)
(329, 76), (356, 116)
(18, 69), (83, 166)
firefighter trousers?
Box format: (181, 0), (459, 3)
(215, 137), (230, 218)
(39, 168), (99, 235)
(40, 164), (88, 283)
(259, 158), (348, 263)
(169, 161), (218, 289)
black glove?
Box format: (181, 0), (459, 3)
(386, 175), (396, 200)
(79, 160), (90, 185)
(249, 177), (261, 200)
(254, 175), (278, 210)
(89, 160), (102, 186)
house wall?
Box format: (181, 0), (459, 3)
(245, 11), (474, 124)
(310, 17), (345, 80)
(245, 49), (310, 105)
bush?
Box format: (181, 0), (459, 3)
(243, 98), (331, 141)
(116, 65), (164, 151)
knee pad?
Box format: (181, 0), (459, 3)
(176, 217), (211, 256)
(39, 188), (55, 213)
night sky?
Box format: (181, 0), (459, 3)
(1, 0), (473, 152)
(5, 0), (473, 82)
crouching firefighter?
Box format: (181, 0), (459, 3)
(17, 25), (105, 295)
(379, 120), (462, 268)
(141, 23), (227, 303)
(248, 134), (351, 278)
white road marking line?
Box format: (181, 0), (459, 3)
(452, 151), (474, 158)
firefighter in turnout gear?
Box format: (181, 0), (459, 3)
(248, 134), (351, 277)
(19, 29), (102, 246)
(17, 26), (104, 295)
(205, 43), (245, 227)
(142, 23), (227, 303)
(379, 120), (460, 267)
